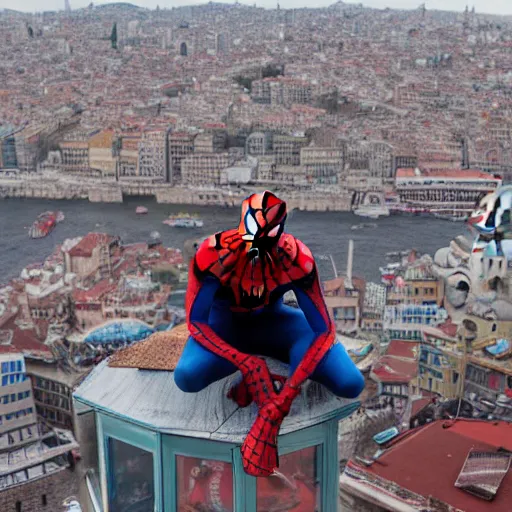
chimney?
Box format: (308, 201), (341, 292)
(346, 239), (354, 289)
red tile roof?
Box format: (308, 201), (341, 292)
(73, 279), (116, 303)
(438, 320), (458, 338)
(0, 317), (52, 357)
(364, 420), (512, 511)
(67, 233), (116, 258)
(410, 397), (433, 418)
(372, 356), (417, 384)
(386, 340), (419, 360)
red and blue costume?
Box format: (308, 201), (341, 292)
(176, 191), (364, 477)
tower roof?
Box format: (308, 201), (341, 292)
(74, 357), (359, 442)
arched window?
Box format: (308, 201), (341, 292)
(180, 42), (188, 56)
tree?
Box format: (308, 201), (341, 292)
(110, 23), (118, 50)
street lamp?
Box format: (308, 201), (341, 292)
(318, 253), (338, 278)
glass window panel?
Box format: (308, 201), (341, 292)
(176, 456), (233, 512)
(109, 438), (154, 512)
(257, 445), (320, 512)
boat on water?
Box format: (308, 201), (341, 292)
(351, 222), (378, 231)
(136, 206), (148, 215)
(28, 211), (64, 239)
(353, 204), (390, 219)
(379, 262), (401, 285)
(163, 213), (204, 228)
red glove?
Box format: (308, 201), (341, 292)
(241, 384), (301, 477)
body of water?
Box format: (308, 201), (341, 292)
(1, 197), (471, 283)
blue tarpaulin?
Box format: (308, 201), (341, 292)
(84, 320), (155, 345)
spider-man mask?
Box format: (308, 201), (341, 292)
(238, 191), (287, 261)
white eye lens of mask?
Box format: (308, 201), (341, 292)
(268, 224), (280, 237)
(246, 213), (258, 235)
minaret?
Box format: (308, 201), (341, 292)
(65, 0), (71, 11)
(346, 240), (354, 289)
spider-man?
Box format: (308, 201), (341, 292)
(175, 191), (364, 477)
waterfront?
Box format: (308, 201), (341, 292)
(2, 197), (469, 283)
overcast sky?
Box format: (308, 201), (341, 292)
(1, 0), (511, 16)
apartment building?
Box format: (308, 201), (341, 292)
(245, 131), (271, 157)
(194, 131), (227, 153)
(138, 130), (167, 181)
(168, 132), (195, 184)
(252, 77), (313, 107)
(273, 134), (309, 166)
(0, 353), (37, 451)
(27, 361), (87, 433)
(300, 146), (344, 185)
(118, 133), (141, 178)
(181, 152), (229, 186)
(59, 129), (97, 174)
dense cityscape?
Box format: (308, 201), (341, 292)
(0, 1), (512, 511)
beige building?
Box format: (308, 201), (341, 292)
(119, 134), (141, 178)
(181, 153), (229, 186)
(417, 324), (463, 398)
(63, 233), (120, 281)
(88, 130), (116, 178)
(273, 134), (309, 166)
(300, 146), (343, 185)
(60, 140), (90, 173)
(194, 131), (227, 154)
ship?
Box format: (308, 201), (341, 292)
(395, 167), (502, 217)
(28, 211), (64, 239)
(353, 201), (390, 219)
(351, 222), (377, 231)
(136, 206), (148, 215)
(162, 213), (204, 228)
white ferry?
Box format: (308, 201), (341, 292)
(163, 213), (204, 228)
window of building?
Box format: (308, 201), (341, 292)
(453, 372), (459, 384)
(109, 438), (154, 512)
(42, 495), (47, 506)
(16, 501), (21, 512)
(177, 456), (232, 511)
(256, 445), (320, 511)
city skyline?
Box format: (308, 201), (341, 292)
(2, 0), (512, 16)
